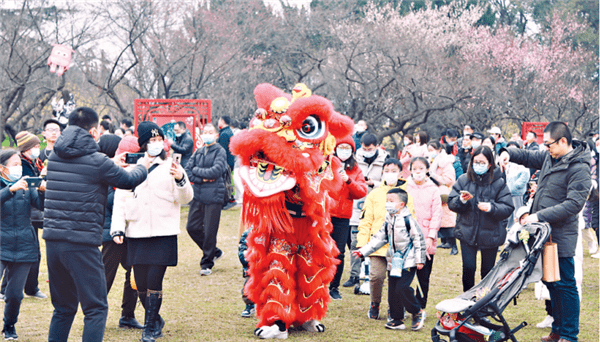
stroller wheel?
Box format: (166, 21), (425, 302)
(354, 283), (359, 295)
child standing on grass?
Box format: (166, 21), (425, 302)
(238, 226), (255, 318)
(353, 188), (426, 331)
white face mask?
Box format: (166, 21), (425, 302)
(403, 139), (410, 146)
(428, 151), (438, 160)
(336, 148), (353, 161)
(412, 172), (426, 182)
(382, 172), (399, 186)
(471, 141), (481, 149)
(362, 149), (376, 158)
(147, 141), (164, 157)
(30, 148), (40, 159)
(447, 140), (456, 146)
(385, 202), (399, 215)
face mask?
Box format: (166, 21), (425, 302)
(471, 141), (481, 149)
(463, 131), (470, 136)
(382, 172), (399, 186)
(175, 133), (182, 138)
(363, 150), (376, 158)
(412, 172), (426, 182)
(473, 164), (488, 175)
(202, 134), (216, 145)
(356, 126), (366, 133)
(30, 148), (40, 159)
(336, 148), (353, 161)
(385, 202), (399, 216)
(147, 142), (164, 157)
(428, 151), (438, 160)
(403, 139), (410, 146)
(6, 166), (22, 182)
(447, 140), (456, 146)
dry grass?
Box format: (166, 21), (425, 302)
(5, 206), (599, 341)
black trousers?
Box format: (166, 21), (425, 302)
(459, 241), (497, 292)
(388, 268), (421, 320)
(101, 240), (138, 318)
(2, 261), (34, 326)
(330, 217), (350, 289)
(416, 255), (434, 309)
(186, 200), (223, 269)
(46, 241), (108, 342)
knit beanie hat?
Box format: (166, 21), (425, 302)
(16, 131), (41, 152)
(336, 134), (356, 152)
(97, 134), (121, 158)
(115, 136), (140, 156)
(137, 121), (165, 147)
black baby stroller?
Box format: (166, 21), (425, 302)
(431, 222), (551, 342)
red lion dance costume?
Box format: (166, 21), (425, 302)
(230, 83), (354, 339)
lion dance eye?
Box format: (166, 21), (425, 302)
(296, 115), (325, 140)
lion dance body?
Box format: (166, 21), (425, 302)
(230, 83), (354, 339)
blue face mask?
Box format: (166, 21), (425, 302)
(202, 134), (216, 145)
(473, 164), (488, 175)
(147, 142), (164, 157)
(7, 166), (22, 182)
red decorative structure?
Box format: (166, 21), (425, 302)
(522, 122), (548, 144)
(134, 99), (211, 150)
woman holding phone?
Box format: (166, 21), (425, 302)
(447, 146), (514, 291)
(0, 149), (45, 340)
(111, 122), (193, 342)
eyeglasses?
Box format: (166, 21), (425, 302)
(543, 139), (560, 148)
(45, 128), (60, 133)
(473, 162), (488, 167)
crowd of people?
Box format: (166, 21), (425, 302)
(1, 107), (598, 342)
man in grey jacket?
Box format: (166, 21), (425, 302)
(499, 122), (591, 342)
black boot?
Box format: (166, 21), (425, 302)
(342, 276), (358, 288)
(449, 238), (458, 255)
(149, 290), (164, 339)
(141, 291), (161, 342)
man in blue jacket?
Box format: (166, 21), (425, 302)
(43, 107), (148, 342)
(499, 122), (591, 342)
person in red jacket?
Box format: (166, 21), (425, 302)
(329, 135), (368, 300)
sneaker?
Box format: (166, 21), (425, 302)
(25, 290), (47, 299)
(438, 242), (451, 249)
(200, 268), (212, 276)
(241, 304), (255, 318)
(536, 315), (554, 328)
(2, 324), (17, 340)
(411, 309), (426, 331)
(213, 249), (224, 264)
(342, 276), (358, 288)
(385, 319), (405, 330)
(368, 302), (380, 320)
(329, 287), (342, 300)
(450, 245), (459, 255)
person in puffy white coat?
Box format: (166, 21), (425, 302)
(110, 122), (193, 342)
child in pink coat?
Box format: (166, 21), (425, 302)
(406, 157), (442, 310)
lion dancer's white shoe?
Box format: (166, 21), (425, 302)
(301, 320), (325, 333)
(254, 321), (288, 339)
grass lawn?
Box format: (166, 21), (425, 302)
(5, 206), (599, 341)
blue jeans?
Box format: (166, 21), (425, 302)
(544, 257), (579, 342)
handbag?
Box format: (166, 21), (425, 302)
(542, 235), (560, 282)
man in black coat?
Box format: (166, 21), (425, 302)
(217, 116), (235, 171)
(168, 121), (194, 169)
(499, 122), (591, 342)
(185, 123), (228, 276)
(43, 107), (148, 342)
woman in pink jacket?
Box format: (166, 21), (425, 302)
(329, 135), (368, 300)
(406, 156), (442, 310)
(427, 141), (459, 255)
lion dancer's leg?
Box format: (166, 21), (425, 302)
(246, 228), (297, 339)
(293, 217), (340, 332)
